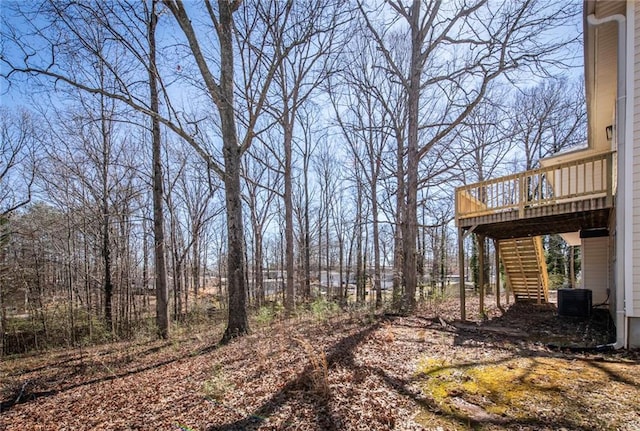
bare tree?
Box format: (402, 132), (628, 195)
(240, 0), (347, 314)
(147, 0), (170, 338)
(160, 0), (255, 341)
(313, 142), (344, 299)
(294, 106), (322, 301)
(2, 0), (307, 340)
(0, 108), (38, 217)
(242, 141), (280, 307)
(180, 159), (221, 305)
(0, 107), (40, 355)
(455, 91), (515, 185)
(42, 97), (129, 332)
(357, 0), (579, 310)
(1, 0), (180, 337)
(329, 29), (394, 308)
(508, 77), (587, 170)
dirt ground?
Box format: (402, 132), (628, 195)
(1, 295), (639, 430)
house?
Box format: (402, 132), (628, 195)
(454, 0), (640, 348)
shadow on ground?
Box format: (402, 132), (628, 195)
(454, 301), (616, 349)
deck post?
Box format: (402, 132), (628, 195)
(478, 234), (485, 317)
(458, 227), (466, 321)
(506, 276), (510, 305)
(494, 238), (501, 310)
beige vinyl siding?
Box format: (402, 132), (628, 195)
(551, 157), (608, 198)
(632, 1), (640, 316)
(591, 2), (625, 151)
(582, 237), (610, 305)
(595, 1), (626, 18)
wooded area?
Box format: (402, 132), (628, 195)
(1, 0), (585, 353)
(3, 2), (639, 430)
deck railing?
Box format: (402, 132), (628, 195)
(455, 151), (616, 222)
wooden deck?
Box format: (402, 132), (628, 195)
(455, 152), (615, 237)
(455, 152), (615, 318)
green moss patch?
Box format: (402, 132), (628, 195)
(416, 356), (614, 430)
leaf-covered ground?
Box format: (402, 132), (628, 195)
(2, 296), (639, 430)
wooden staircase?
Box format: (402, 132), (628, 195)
(499, 236), (549, 303)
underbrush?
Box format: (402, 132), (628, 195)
(251, 297), (343, 328)
(253, 302), (284, 326)
(3, 307), (117, 356)
(201, 364), (234, 401)
(1, 301), (227, 358)
(309, 297), (340, 321)
(3, 293), (427, 358)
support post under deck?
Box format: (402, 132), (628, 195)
(459, 227), (466, 321)
(494, 238), (502, 311)
(478, 234), (485, 318)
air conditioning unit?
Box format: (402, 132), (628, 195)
(557, 288), (592, 317)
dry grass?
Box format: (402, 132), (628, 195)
(294, 337), (330, 397)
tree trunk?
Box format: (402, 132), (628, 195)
(255, 231), (264, 306)
(326, 201), (331, 299)
(355, 177), (365, 305)
(372, 193), (382, 308)
(303, 159), (311, 301)
(393, 126), (405, 308)
(440, 224), (447, 293)
(100, 92), (114, 332)
(142, 217), (149, 309)
(183, 259), (189, 317)
(219, 113), (249, 340)
(192, 231), (200, 297)
(283, 117), (295, 315)
(0, 215), (8, 356)
(401, 0), (422, 312)
(149, 0), (169, 339)
(219, 1), (248, 342)
(344, 229), (352, 302)
(318, 211), (323, 286)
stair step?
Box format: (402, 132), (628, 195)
(499, 236), (549, 304)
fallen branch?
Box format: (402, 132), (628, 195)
(14, 380), (30, 404)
